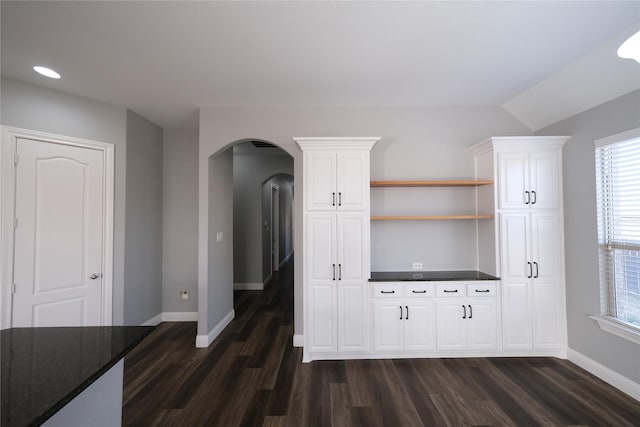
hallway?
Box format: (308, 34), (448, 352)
(122, 256), (640, 426)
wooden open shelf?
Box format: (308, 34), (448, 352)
(370, 179), (493, 187)
(371, 214), (494, 221)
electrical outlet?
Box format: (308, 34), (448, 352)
(216, 232), (223, 242)
(180, 290), (189, 300)
(412, 262), (423, 270)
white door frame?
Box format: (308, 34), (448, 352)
(0, 126), (115, 329)
(271, 184), (280, 273)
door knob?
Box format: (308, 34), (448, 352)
(89, 273), (101, 280)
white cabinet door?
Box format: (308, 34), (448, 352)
(531, 213), (562, 282)
(405, 301), (436, 351)
(466, 299), (498, 350)
(336, 214), (367, 285)
(306, 214), (337, 286)
(498, 152), (528, 209)
(499, 213), (531, 280)
(436, 301), (466, 351)
(338, 284), (367, 352)
(309, 284), (336, 352)
(305, 152), (337, 211)
(336, 151), (369, 211)
(529, 151), (560, 210)
(373, 301), (404, 351)
(502, 281), (532, 349)
(532, 280), (562, 348)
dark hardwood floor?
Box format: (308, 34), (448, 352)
(123, 257), (640, 426)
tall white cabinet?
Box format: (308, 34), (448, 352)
(469, 136), (569, 357)
(296, 137), (379, 362)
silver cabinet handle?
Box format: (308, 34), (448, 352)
(89, 273), (101, 280)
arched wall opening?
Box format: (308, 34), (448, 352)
(196, 138), (294, 347)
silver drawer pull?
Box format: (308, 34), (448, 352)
(475, 289), (491, 293)
(380, 290), (395, 294)
(412, 290), (427, 294)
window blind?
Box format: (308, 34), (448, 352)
(595, 133), (640, 328)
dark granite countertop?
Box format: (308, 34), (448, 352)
(369, 270), (499, 281)
(1, 326), (154, 427)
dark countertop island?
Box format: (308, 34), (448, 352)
(1, 326), (154, 427)
(369, 270), (499, 281)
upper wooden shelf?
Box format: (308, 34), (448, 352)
(370, 180), (493, 187)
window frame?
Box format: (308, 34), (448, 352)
(591, 127), (640, 345)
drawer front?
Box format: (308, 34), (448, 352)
(372, 284), (403, 298)
(436, 283), (466, 297)
(467, 282), (497, 297)
(404, 284), (435, 298)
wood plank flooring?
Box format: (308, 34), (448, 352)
(123, 258), (640, 426)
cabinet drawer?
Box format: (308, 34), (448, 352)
(467, 282), (496, 297)
(436, 283), (466, 297)
(372, 284), (402, 298)
(404, 284), (434, 298)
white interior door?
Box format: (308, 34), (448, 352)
(12, 137), (105, 327)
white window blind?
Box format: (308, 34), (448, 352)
(595, 130), (640, 329)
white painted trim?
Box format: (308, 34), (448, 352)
(141, 312), (199, 326)
(590, 315), (640, 345)
(195, 309), (235, 348)
(162, 311), (198, 322)
(567, 348), (640, 401)
(594, 127), (640, 148)
(293, 334), (304, 347)
(0, 126), (115, 329)
(234, 282), (264, 291)
(142, 313), (163, 326)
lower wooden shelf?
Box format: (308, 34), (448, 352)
(371, 214), (494, 221)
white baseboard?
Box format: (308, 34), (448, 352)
(195, 309), (235, 348)
(141, 313), (163, 326)
(234, 282), (263, 291)
(567, 347), (640, 401)
(162, 311), (198, 322)
(141, 311), (198, 326)
(293, 334), (304, 347)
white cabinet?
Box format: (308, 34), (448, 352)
(469, 136), (569, 356)
(498, 148), (561, 210)
(304, 151), (369, 212)
(306, 212), (369, 353)
(372, 283), (436, 352)
(297, 137), (379, 361)
(435, 283), (498, 351)
(499, 209), (564, 350)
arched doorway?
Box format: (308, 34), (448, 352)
(196, 139), (294, 347)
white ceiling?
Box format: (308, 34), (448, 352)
(2, 1), (639, 130)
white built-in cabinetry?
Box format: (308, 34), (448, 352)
(435, 282), (499, 352)
(372, 283), (437, 352)
(469, 136), (569, 356)
(296, 137), (379, 362)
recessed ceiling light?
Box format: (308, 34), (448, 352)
(617, 30), (640, 64)
(33, 66), (61, 79)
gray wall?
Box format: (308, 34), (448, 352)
(537, 89), (640, 384)
(123, 110), (163, 325)
(163, 129), (198, 313)
(261, 173), (294, 282)
(198, 106), (531, 336)
(1, 76), (129, 324)
(201, 148), (234, 334)
(233, 144), (293, 285)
